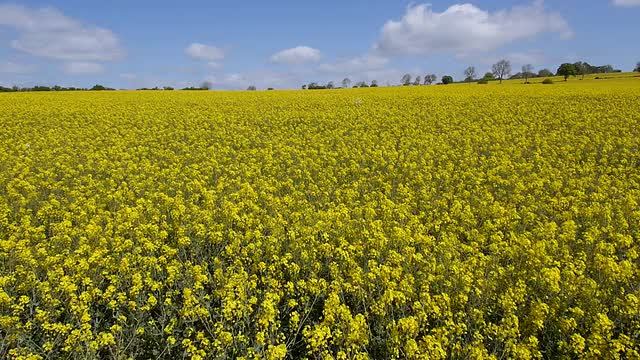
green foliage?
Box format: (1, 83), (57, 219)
(538, 69), (554, 77)
(557, 63), (578, 81)
(483, 72), (495, 80)
(90, 84), (115, 91)
(542, 78), (554, 84)
(441, 75), (454, 84)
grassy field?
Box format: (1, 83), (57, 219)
(1, 77), (640, 359)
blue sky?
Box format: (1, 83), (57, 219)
(0, 0), (639, 89)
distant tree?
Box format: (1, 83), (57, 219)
(464, 66), (476, 82)
(574, 62), (591, 80)
(302, 84), (307, 90)
(307, 83), (327, 90)
(90, 84), (114, 91)
(267, 87), (274, 90)
(370, 80), (378, 87)
(556, 63), (577, 81)
(423, 74), (437, 85)
(441, 75), (454, 84)
(509, 73), (523, 80)
(163, 86), (174, 90)
(413, 75), (422, 86)
(522, 64), (534, 83)
(326, 81), (335, 89)
(401, 74), (412, 86)
(538, 69), (553, 77)
(634, 62), (640, 72)
(342, 78), (351, 88)
(355, 81), (367, 88)
(492, 59), (511, 84)
(482, 72), (495, 81)
(247, 85), (257, 90)
(598, 65), (614, 73)
(200, 81), (213, 90)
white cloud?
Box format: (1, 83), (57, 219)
(319, 54), (389, 74)
(374, 1), (572, 56)
(613, 0), (640, 6)
(63, 62), (105, 75)
(185, 43), (225, 61)
(0, 4), (125, 61)
(270, 46), (322, 65)
(0, 61), (37, 74)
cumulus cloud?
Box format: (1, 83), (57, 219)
(0, 61), (37, 74)
(0, 4), (125, 61)
(613, 0), (640, 6)
(374, 1), (572, 56)
(63, 62), (105, 75)
(270, 46), (322, 65)
(185, 43), (225, 61)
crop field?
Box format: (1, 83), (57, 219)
(1, 78), (640, 359)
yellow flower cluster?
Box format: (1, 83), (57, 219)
(1, 78), (640, 359)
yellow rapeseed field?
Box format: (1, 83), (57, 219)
(1, 77), (640, 359)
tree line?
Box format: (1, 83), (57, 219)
(301, 60), (637, 89)
(1, 61), (637, 93)
(0, 84), (116, 92)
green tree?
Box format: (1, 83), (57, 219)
(441, 75), (454, 84)
(556, 63), (577, 81)
(574, 62), (590, 80)
(537, 69), (553, 77)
